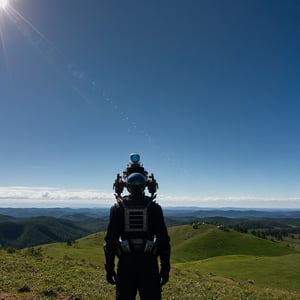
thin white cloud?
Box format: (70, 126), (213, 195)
(0, 186), (113, 207)
(159, 194), (300, 208)
(0, 186), (300, 208)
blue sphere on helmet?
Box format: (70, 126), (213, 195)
(130, 153), (140, 164)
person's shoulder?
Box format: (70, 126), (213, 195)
(148, 198), (163, 211)
(119, 195), (131, 207)
(110, 201), (124, 212)
(142, 195), (158, 205)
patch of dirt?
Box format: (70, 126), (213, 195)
(0, 293), (81, 300)
(0, 293), (23, 300)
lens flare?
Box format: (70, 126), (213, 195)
(0, 0), (8, 9)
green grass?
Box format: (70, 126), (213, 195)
(1, 249), (300, 299)
(169, 224), (297, 262)
(1, 224), (300, 299)
(0, 248), (114, 299)
(38, 232), (106, 266)
(175, 253), (300, 292)
(283, 235), (300, 251)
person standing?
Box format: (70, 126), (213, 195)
(104, 155), (170, 300)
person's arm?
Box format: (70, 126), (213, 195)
(104, 205), (122, 284)
(152, 204), (171, 285)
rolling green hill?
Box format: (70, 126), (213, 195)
(38, 232), (106, 265)
(1, 224), (300, 299)
(169, 224), (297, 262)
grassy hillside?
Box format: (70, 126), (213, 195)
(0, 217), (96, 249)
(1, 249), (299, 299)
(39, 232), (106, 265)
(176, 254), (300, 292)
(169, 224), (297, 262)
(0, 248), (112, 299)
(1, 224), (300, 299)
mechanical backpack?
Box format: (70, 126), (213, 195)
(113, 153), (158, 255)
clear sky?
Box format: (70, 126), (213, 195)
(0, 0), (300, 208)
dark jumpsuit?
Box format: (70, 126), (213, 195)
(104, 195), (171, 300)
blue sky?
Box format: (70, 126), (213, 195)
(0, 0), (300, 208)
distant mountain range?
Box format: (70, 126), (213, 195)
(0, 207), (110, 219)
(1, 207), (300, 219)
(163, 207), (300, 218)
(1, 207), (300, 249)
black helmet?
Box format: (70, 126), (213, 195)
(126, 173), (147, 196)
(126, 173), (147, 188)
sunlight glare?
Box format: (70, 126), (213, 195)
(0, 0), (8, 9)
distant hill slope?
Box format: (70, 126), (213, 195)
(40, 224), (299, 271)
(61, 213), (108, 232)
(169, 224), (297, 262)
(163, 208), (300, 218)
(0, 214), (17, 222)
(0, 207), (110, 218)
(0, 217), (92, 248)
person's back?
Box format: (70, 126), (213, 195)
(104, 155), (170, 300)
